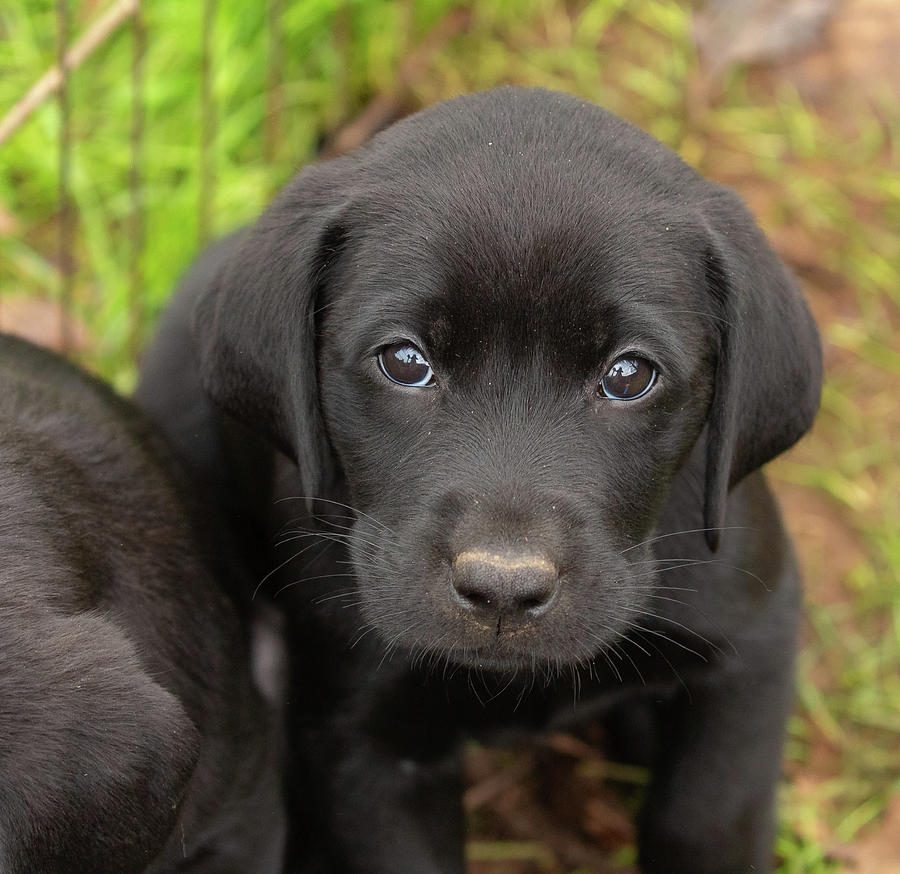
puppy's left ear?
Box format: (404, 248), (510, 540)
(192, 159), (356, 502)
(700, 189), (822, 551)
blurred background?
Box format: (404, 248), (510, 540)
(1, 0), (897, 871)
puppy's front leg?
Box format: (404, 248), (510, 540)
(284, 664), (466, 874)
(287, 734), (464, 873)
(339, 738), (464, 873)
(636, 650), (796, 874)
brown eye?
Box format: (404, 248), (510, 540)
(599, 357), (657, 400)
(377, 343), (435, 387)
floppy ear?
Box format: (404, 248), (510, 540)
(699, 189), (822, 551)
(192, 159), (355, 502)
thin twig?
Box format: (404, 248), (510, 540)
(264, 0), (284, 163)
(57, 0), (73, 353)
(477, 761), (632, 874)
(0, 0), (140, 149)
(128, 0), (145, 359)
(198, 0), (217, 246)
(463, 755), (533, 811)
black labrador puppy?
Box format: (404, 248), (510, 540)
(137, 87), (822, 874)
(0, 333), (285, 873)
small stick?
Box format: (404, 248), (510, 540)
(198, 0), (217, 246)
(57, 0), (73, 354)
(264, 0), (284, 163)
(128, 0), (145, 359)
(0, 0), (139, 149)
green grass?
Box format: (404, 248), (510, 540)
(0, 0), (460, 381)
(2, 1), (898, 870)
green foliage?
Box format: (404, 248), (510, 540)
(0, 0), (458, 377)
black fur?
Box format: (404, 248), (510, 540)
(0, 333), (285, 873)
(137, 87), (822, 873)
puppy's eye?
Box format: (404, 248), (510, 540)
(377, 343), (435, 387)
(599, 357), (657, 400)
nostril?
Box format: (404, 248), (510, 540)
(452, 580), (494, 611)
(518, 593), (549, 612)
(451, 549), (559, 615)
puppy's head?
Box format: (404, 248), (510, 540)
(196, 88), (820, 671)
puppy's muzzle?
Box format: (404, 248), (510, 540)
(451, 549), (559, 616)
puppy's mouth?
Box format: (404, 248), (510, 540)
(454, 621), (556, 661)
(452, 613), (544, 661)
(405, 616), (617, 676)
(349, 521), (646, 672)
(360, 581), (633, 673)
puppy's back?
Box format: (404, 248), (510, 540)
(0, 333), (284, 873)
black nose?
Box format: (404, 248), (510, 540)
(451, 549), (559, 615)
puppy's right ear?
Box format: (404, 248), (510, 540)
(698, 188), (822, 552)
(193, 160), (355, 501)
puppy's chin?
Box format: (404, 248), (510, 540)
(436, 635), (602, 676)
(389, 625), (616, 677)
(358, 582), (640, 675)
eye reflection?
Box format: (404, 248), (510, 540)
(599, 357), (656, 400)
(377, 343), (435, 387)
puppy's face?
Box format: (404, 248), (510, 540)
(318, 187), (716, 671)
(197, 88), (821, 674)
